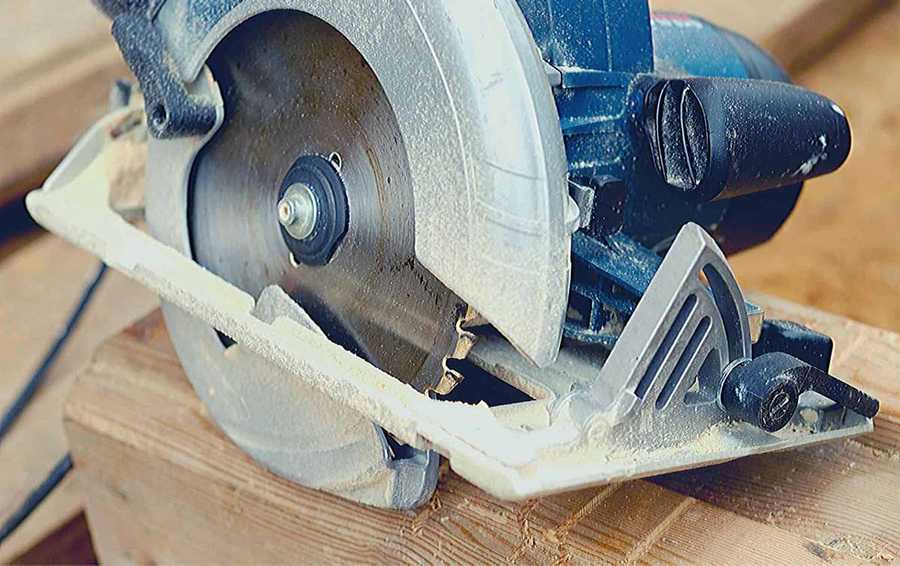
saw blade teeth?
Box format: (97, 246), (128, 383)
(433, 368), (464, 396)
(432, 306), (480, 396)
(459, 305), (490, 330)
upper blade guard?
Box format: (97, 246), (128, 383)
(104, 0), (573, 368)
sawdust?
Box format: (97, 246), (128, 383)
(848, 438), (900, 462)
(818, 534), (894, 563)
(597, 420), (741, 466)
(105, 115), (147, 220)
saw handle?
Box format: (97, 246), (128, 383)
(721, 352), (880, 433)
(644, 77), (852, 203)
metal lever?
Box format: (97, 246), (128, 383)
(721, 352), (880, 433)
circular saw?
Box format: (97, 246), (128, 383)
(28, 0), (880, 508)
(189, 12), (468, 394)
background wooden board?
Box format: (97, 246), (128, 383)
(0, 237), (157, 562)
(64, 308), (899, 564)
(0, 2), (128, 208)
(651, 0), (890, 71)
(731, 6), (900, 335)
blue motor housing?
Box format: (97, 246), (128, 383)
(514, 1), (851, 346)
(94, 0), (852, 349)
(516, 1), (850, 256)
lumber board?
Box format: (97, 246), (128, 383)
(64, 306), (899, 564)
(0, 235), (157, 562)
(0, 1), (128, 207)
(650, 0), (889, 71)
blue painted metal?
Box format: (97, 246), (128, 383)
(517, 0), (653, 191)
(571, 232), (661, 297)
(516, 2), (758, 235)
(565, 232), (657, 345)
(513, 1), (771, 345)
(516, 0), (654, 72)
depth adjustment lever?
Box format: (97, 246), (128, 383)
(721, 352), (880, 433)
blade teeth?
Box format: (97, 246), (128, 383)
(433, 369), (464, 396)
(432, 306), (480, 396)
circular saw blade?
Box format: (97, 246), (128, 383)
(188, 11), (466, 391)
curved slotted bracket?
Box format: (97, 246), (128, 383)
(592, 223), (752, 418)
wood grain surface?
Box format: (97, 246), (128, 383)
(0, 2), (128, 207)
(651, 0), (889, 71)
(0, 236), (157, 562)
(64, 307), (899, 564)
(731, 6), (900, 335)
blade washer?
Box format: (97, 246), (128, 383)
(277, 155), (349, 266)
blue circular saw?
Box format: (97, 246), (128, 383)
(28, 0), (878, 508)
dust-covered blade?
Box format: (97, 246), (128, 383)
(189, 12), (465, 391)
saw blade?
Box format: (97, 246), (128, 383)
(188, 12), (467, 392)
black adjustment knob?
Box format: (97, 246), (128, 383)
(644, 77), (852, 202)
(721, 352), (879, 433)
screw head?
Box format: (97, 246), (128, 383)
(278, 199), (297, 225)
(277, 184), (318, 241)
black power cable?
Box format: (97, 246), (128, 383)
(0, 262), (107, 547)
(0, 454), (73, 545)
(0, 263), (107, 440)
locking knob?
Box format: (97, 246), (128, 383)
(721, 352), (879, 433)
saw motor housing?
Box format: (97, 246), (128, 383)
(26, 0), (878, 509)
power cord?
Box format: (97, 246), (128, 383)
(0, 263), (107, 440)
(0, 262), (107, 546)
(0, 454), (73, 545)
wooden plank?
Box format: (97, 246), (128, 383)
(650, 0), (888, 71)
(651, 293), (900, 562)
(59, 322), (856, 562)
(0, 235), (157, 562)
(64, 306), (897, 564)
(0, 3), (110, 82)
(0, 1), (129, 206)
